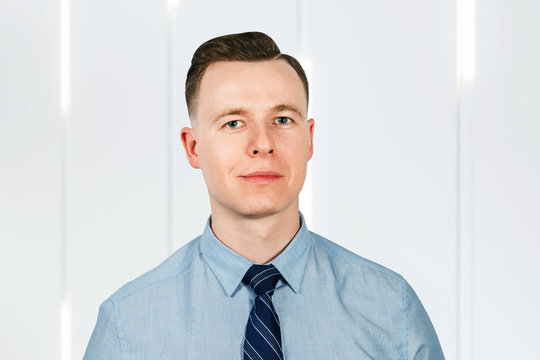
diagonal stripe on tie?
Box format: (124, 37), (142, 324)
(252, 272), (280, 293)
(244, 338), (264, 360)
(252, 306), (281, 351)
(249, 312), (282, 357)
(259, 294), (280, 326)
(250, 268), (275, 287)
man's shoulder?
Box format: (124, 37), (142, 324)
(309, 230), (405, 286)
(107, 236), (202, 304)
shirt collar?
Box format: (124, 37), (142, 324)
(199, 211), (312, 297)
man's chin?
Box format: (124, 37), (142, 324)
(235, 197), (299, 219)
(236, 206), (281, 219)
(211, 194), (296, 219)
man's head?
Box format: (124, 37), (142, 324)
(185, 32), (309, 120)
(181, 32), (314, 219)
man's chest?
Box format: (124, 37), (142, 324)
(120, 288), (404, 359)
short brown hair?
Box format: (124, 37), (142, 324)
(185, 31), (309, 118)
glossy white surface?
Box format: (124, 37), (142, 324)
(472, 0), (540, 358)
(0, 1), (61, 359)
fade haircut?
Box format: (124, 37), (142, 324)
(185, 31), (309, 119)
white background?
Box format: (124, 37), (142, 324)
(1, 0), (539, 359)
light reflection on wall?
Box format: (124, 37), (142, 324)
(60, 0), (71, 359)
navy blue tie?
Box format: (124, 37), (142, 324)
(242, 264), (283, 360)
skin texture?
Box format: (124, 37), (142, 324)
(181, 59), (314, 264)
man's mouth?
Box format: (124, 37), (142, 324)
(240, 171), (284, 184)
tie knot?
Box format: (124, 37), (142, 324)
(242, 264), (282, 296)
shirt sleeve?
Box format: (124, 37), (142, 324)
(83, 299), (123, 360)
(401, 277), (446, 360)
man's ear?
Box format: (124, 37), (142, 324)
(180, 127), (200, 169)
(307, 118), (315, 161)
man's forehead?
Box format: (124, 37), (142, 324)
(195, 59), (307, 120)
(204, 58), (285, 74)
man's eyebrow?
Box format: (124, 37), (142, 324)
(213, 108), (249, 123)
(271, 104), (305, 119)
(213, 104), (305, 123)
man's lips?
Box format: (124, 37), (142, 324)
(240, 171), (284, 184)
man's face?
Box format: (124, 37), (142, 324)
(181, 59), (314, 219)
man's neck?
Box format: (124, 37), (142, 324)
(209, 202), (301, 264)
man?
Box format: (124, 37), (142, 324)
(84, 32), (445, 359)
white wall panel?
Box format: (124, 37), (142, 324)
(172, 0), (300, 249)
(473, 0), (540, 358)
(0, 1), (61, 359)
(307, 1), (457, 358)
(69, 1), (169, 358)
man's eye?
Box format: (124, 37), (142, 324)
(275, 117), (292, 125)
(225, 120), (241, 128)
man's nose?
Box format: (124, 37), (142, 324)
(248, 124), (275, 156)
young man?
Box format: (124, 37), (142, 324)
(84, 32), (445, 359)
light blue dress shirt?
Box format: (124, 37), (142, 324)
(84, 212), (445, 359)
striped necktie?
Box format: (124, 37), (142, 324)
(242, 264), (283, 360)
